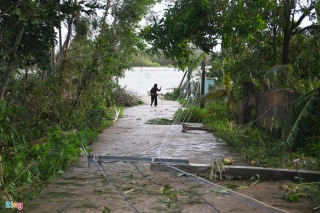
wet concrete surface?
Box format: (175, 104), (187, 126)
(87, 96), (246, 165)
(22, 96), (313, 213)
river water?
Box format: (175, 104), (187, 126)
(118, 67), (185, 96)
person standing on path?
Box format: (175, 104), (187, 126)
(150, 84), (161, 106)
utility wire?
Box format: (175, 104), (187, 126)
(108, 82), (189, 157)
(156, 83), (198, 157)
(161, 163), (290, 213)
(117, 84), (192, 157)
(112, 162), (160, 210)
(134, 82), (198, 157)
(82, 129), (140, 212)
(158, 81), (201, 157)
(98, 161), (140, 213)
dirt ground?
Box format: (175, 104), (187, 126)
(22, 96), (315, 213)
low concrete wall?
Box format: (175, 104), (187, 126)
(151, 163), (320, 182)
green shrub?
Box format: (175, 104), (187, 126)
(164, 88), (184, 100)
(202, 100), (319, 170)
(173, 106), (204, 123)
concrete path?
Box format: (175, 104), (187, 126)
(22, 97), (312, 213)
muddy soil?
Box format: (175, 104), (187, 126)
(23, 97), (314, 213)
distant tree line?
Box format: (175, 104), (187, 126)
(131, 52), (175, 67)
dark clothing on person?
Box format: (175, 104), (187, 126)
(150, 85), (161, 106)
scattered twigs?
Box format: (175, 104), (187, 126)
(115, 88), (139, 107)
(0, 161), (35, 197)
(237, 174), (260, 189)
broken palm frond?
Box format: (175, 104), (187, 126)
(283, 87), (320, 149)
(145, 118), (177, 125)
(223, 183), (240, 190)
(236, 174), (260, 190)
(206, 160), (225, 180)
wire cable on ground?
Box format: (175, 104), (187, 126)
(151, 158), (222, 213)
(91, 72), (294, 212)
(131, 82), (199, 158)
(82, 130), (140, 212)
(161, 163), (290, 213)
(125, 92), (190, 157)
(145, 85), (292, 213)
(112, 77), (197, 158)
(157, 81), (201, 157)
(95, 82), (215, 212)
(98, 161), (140, 213)
(111, 162), (160, 211)
(156, 82), (200, 157)
(94, 73), (295, 213)
(110, 92), (184, 157)
(126, 90), (224, 213)
(131, 162), (186, 211)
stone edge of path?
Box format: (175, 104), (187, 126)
(151, 163), (320, 182)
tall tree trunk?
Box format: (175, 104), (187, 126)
(273, 24), (277, 64)
(200, 57), (206, 108)
(282, 30), (291, 64)
(100, 0), (111, 34)
(59, 11), (62, 54)
(50, 45), (55, 75)
(69, 0), (112, 114)
(186, 66), (191, 93)
(58, 15), (74, 74)
(179, 71), (187, 88)
(0, 26), (25, 101)
(281, 0), (293, 64)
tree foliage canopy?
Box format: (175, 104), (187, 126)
(142, 0), (320, 153)
(0, 0), (157, 206)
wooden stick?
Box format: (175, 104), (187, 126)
(0, 161), (35, 196)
